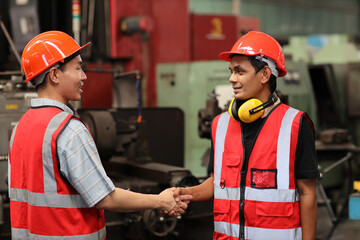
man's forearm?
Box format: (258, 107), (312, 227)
(183, 176), (214, 202)
(297, 178), (317, 240)
(95, 187), (174, 212)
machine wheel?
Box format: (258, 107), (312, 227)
(78, 110), (117, 160)
(143, 209), (177, 237)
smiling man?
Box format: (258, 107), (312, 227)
(176, 31), (319, 240)
(8, 31), (190, 240)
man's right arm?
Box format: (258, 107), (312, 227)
(58, 120), (191, 214)
(95, 187), (191, 213)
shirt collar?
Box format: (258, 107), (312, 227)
(31, 98), (74, 114)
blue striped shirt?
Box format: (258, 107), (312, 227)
(31, 98), (115, 207)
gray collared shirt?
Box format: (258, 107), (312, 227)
(31, 98), (115, 207)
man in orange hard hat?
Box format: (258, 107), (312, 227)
(174, 31), (319, 240)
(8, 31), (191, 239)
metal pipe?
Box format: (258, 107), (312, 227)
(0, 20), (22, 68)
(86, 0), (95, 58)
(323, 152), (353, 174)
(0, 71), (22, 76)
(317, 183), (337, 223)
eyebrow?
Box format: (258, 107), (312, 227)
(229, 65), (244, 71)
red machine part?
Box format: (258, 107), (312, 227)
(82, 63), (113, 109)
(109, 0), (190, 107)
(108, 0), (259, 107)
(191, 14), (237, 61)
(236, 16), (261, 38)
(191, 15), (260, 61)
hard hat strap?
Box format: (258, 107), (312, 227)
(255, 55), (279, 78)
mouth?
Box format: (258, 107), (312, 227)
(233, 86), (242, 93)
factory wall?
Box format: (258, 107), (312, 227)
(190, 0), (360, 38)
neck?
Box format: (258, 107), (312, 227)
(37, 88), (68, 105)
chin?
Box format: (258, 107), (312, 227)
(70, 96), (81, 102)
(234, 95), (247, 101)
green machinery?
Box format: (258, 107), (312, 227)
(283, 34), (360, 144)
(157, 61), (229, 176)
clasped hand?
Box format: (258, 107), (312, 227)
(159, 187), (192, 217)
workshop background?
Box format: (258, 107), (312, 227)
(1, 0), (360, 239)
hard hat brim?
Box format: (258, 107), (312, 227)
(219, 51), (257, 62)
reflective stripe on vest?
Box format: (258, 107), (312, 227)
(11, 227), (106, 240)
(8, 124), (17, 194)
(9, 188), (88, 208)
(277, 107), (299, 189)
(213, 113), (230, 190)
(214, 185), (299, 202)
(214, 222), (302, 240)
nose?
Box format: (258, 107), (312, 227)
(229, 72), (237, 84)
(81, 69), (87, 81)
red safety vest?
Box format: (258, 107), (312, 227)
(212, 104), (304, 240)
(8, 107), (106, 240)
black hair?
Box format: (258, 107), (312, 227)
(34, 51), (81, 92)
(230, 54), (277, 93)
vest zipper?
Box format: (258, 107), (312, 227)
(238, 116), (268, 240)
(239, 123), (247, 240)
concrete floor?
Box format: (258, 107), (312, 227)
(317, 206), (360, 240)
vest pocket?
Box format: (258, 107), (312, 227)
(256, 202), (294, 217)
(214, 199), (230, 213)
(221, 153), (241, 187)
(213, 199), (231, 223)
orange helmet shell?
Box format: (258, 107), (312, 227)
(21, 31), (90, 82)
(219, 31), (286, 77)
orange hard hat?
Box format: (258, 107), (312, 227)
(219, 31), (287, 77)
(21, 31), (90, 82)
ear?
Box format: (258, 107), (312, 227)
(260, 66), (272, 84)
(48, 67), (60, 84)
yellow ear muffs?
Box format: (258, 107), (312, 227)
(228, 98), (264, 123)
(238, 98), (264, 123)
(228, 98), (239, 121)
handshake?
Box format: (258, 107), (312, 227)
(158, 187), (193, 217)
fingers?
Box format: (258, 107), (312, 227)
(179, 194), (192, 202)
(162, 210), (179, 218)
(161, 187), (193, 217)
(173, 187), (182, 195)
(170, 197), (189, 215)
(177, 200), (188, 211)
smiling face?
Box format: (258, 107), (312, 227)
(228, 55), (271, 102)
(56, 55), (87, 104)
